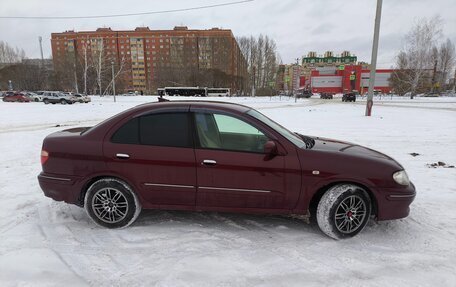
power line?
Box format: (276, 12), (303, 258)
(0, 0), (254, 20)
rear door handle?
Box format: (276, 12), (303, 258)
(202, 159), (217, 166)
(116, 153), (130, 159)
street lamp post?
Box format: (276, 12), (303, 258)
(365, 0), (383, 116)
(111, 61), (116, 103)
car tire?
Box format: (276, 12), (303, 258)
(316, 184), (371, 240)
(34, 98), (39, 102)
(44, 99), (49, 104)
(60, 99), (67, 105)
(84, 178), (142, 229)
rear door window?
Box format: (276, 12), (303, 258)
(140, 113), (191, 148)
(111, 113), (191, 148)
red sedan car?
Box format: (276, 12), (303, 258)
(2, 92), (31, 102)
(38, 101), (415, 239)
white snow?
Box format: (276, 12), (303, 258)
(1, 95), (455, 286)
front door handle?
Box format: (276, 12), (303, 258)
(116, 153), (130, 159)
(202, 159), (217, 166)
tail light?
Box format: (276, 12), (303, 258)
(41, 150), (49, 165)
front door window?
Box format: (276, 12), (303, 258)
(194, 113), (268, 153)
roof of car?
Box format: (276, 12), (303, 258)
(138, 100), (252, 113)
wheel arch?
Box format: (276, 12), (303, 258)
(308, 181), (378, 220)
(78, 174), (142, 207)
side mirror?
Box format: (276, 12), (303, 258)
(264, 140), (278, 157)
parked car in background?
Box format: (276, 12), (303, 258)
(26, 92), (42, 102)
(296, 89), (312, 99)
(320, 93), (334, 99)
(2, 92), (31, 102)
(342, 92), (357, 102)
(38, 100), (415, 239)
(123, 91), (137, 96)
(42, 91), (76, 105)
(74, 93), (91, 103)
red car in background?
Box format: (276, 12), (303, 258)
(2, 92), (31, 102)
(38, 100), (416, 239)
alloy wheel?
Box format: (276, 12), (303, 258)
(334, 195), (367, 234)
(91, 188), (129, 224)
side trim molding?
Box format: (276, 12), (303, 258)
(39, 175), (71, 182)
(144, 183), (195, 189)
(388, 194), (415, 198)
(199, 186), (271, 193)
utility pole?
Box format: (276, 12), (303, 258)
(365, 0), (383, 116)
(38, 36), (44, 64)
(431, 59), (438, 93)
(453, 68), (456, 93)
(112, 61), (116, 102)
(251, 65), (256, 97)
(73, 61), (79, 93)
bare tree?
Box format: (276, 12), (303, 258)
(392, 16), (443, 98)
(102, 56), (129, 95)
(437, 39), (456, 90)
(0, 41), (25, 63)
(236, 35), (280, 96)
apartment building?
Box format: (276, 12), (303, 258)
(51, 26), (248, 94)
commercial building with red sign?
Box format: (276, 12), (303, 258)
(303, 65), (393, 94)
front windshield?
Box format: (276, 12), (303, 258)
(246, 109), (305, 148)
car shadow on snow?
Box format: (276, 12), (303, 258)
(133, 209), (322, 236)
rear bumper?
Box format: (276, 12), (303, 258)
(37, 172), (84, 206)
(376, 182), (416, 220)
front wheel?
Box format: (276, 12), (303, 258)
(60, 99), (67, 105)
(316, 184), (371, 239)
(84, 178), (142, 228)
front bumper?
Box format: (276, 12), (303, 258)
(375, 182), (416, 220)
(37, 172), (84, 206)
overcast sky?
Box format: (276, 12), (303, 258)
(1, 0), (455, 68)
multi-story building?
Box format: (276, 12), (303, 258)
(302, 51), (358, 67)
(276, 64), (301, 93)
(51, 26), (248, 94)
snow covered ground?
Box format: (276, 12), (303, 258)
(1, 96), (455, 286)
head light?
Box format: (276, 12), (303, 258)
(393, 170), (410, 186)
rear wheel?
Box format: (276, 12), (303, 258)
(317, 184), (371, 239)
(34, 98), (39, 102)
(84, 178), (142, 228)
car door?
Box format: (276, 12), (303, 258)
(103, 110), (197, 207)
(192, 110), (301, 210)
